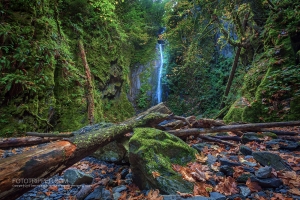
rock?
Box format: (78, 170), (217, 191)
(219, 165), (234, 177)
(120, 168), (129, 179)
(92, 141), (128, 163)
(63, 169), (94, 185)
(129, 128), (196, 194)
(252, 151), (292, 171)
(239, 145), (253, 156)
(210, 192), (226, 200)
(240, 160), (257, 167)
(112, 185), (127, 193)
(255, 166), (272, 178)
(239, 186), (251, 198)
(265, 139), (299, 150)
(241, 133), (264, 144)
(243, 166), (255, 173)
(219, 158), (241, 166)
(236, 173), (254, 183)
(112, 192), (121, 200)
(207, 154), (217, 166)
(228, 156), (239, 161)
(192, 143), (212, 153)
(250, 177), (283, 188)
(162, 195), (211, 200)
(84, 187), (102, 200)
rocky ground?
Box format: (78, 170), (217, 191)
(1, 125), (300, 200)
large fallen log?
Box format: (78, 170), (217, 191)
(0, 103), (172, 200)
(0, 137), (61, 149)
(168, 121), (300, 137)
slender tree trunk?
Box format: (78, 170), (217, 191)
(220, 46), (242, 109)
(79, 40), (95, 125)
(0, 103), (172, 200)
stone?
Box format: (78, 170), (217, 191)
(239, 186), (251, 198)
(255, 166), (272, 178)
(252, 151), (292, 171)
(265, 139), (299, 150)
(236, 173), (254, 183)
(240, 160), (257, 167)
(92, 141), (128, 163)
(219, 158), (241, 166)
(207, 154), (217, 166)
(241, 133), (264, 144)
(250, 177), (283, 188)
(209, 192), (226, 200)
(84, 187), (102, 200)
(162, 195), (211, 200)
(219, 165), (234, 177)
(129, 128), (196, 194)
(192, 143), (212, 153)
(112, 185), (127, 193)
(63, 169), (94, 185)
(239, 145), (253, 156)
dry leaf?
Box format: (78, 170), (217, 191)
(193, 182), (212, 197)
(195, 152), (208, 163)
(152, 171), (160, 178)
(171, 164), (182, 172)
(146, 189), (163, 200)
(44, 191), (51, 196)
(289, 188), (300, 196)
(215, 176), (239, 195)
(176, 191), (193, 197)
(48, 185), (58, 191)
(246, 178), (262, 192)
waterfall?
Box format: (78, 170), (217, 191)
(157, 43), (163, 103)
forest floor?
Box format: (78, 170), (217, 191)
(1, 126), (300, 200)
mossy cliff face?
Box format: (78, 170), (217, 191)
(224, 1), (300, 123)
(0, 0), (161, 136)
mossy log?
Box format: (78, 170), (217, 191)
(0, 103), (172, 200)
(0, 137), (62, 149)
(168, 121), (300, 137)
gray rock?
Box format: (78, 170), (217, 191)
(240, 160), (257, 167)
(255, 166), (272, 178)
(252, 151), (292, 171)
(210, 192), (226, 200)
(219, 158), (241, 166)
(113, 192), (121, 200)
(63, 169), (94, 185)
(192, 143), (212, 153)
(129, 128), (196, 194)
(251, 177), (283, 188)
(240, 145), (253, 156)
(207, 154), (217, 166)
(236, 173), (254, 183)
(241, 133), (264, 144)
(239, 186), (251, 197)
(112, 185), (127, 193)
(162, 195), (212, 200)
(265, 139), (299, 150)
(84, 187), (102, 200)
(219, 165), (234, 177)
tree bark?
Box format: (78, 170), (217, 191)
(0, 103), (172, 200)
(0, 137), (61, 149)
(79, 40), (95, 125)
(26, 132), (74, 138)
(168, 121), (300, 137)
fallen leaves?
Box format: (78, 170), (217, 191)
(152, 171), (160, 178)
(246, 178), (262, 192)
(195, 152), (208, 163)
(214, 176), (239, 196)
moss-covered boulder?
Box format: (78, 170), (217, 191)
(129, 128), (196, 194)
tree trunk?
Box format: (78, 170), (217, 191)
(79, 40), (95, 125)
(0, 137), (61, 149)
(168, 121), (300, 137)
(0, 103), (172, 200)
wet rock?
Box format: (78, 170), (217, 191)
(120, 168), (129, 179)
(84, 187), (102, 200)
(228, 156), (239, 162)
(192, 143), (212, 153)
(252, 151), (292, 171)
(63, 169), (94, 185)
(129, 128), (196, 194)
(255, 166), (272, 178)
(207, 154), (217, 166)
(239, 186), (251, 198)
(112, 185), (127, 193)
(162, 195), (211, 200)
(210, 192), (226, 200)
(265, 139), (299, 150)
(219, 165), (234, 177)
(237, 173), (254, 183)
(219, 158), (241, 167)
(243, 166), (255, 173)
(241, 133), (264, 144)
(250, 177), (283, 188)
(240, 160), (257, 167)
(239, 145), (253, 156)
(240, 145), (252, 156)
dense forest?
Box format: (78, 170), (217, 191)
(0, 0), (300, 136)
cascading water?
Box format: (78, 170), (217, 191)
(157, 43), (163, 103)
